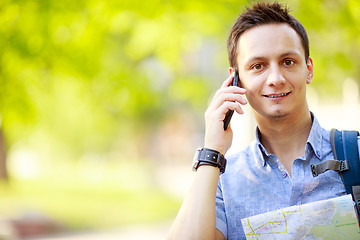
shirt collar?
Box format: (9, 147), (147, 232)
(255, 127), (269, 166)
(255, 112), (322, 167)
(305, 112), (322, 159)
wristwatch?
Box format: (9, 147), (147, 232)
(192, 148), (227, 173)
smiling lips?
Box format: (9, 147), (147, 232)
(263, 92), (291, 98)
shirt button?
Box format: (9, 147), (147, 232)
(282, 172), (288, 178)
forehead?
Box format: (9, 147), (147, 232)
(237, 23), (304, 63)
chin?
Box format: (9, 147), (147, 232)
(269, 110), (289, 119)
(256, 109), (290, 120)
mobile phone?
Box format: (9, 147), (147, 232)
(223, 68), (239, 130)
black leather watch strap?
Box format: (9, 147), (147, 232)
(193, 148), (226, 173)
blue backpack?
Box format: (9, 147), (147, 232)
(311, 129), (360, 221)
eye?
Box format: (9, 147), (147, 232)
(251, 63), (264, 70)
(283, 59), (295, 66)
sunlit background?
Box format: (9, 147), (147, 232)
(1, 0), (360, 239)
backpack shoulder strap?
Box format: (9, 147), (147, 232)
(330, 129), (360, 195)
(310, 129), (350, 177)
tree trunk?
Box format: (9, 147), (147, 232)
(0, 128), (8, 181)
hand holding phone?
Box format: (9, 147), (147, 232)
(223, 69), (239, 130)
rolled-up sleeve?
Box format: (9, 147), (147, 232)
(216, 179), (227, 238)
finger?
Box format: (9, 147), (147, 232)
(227, 101), (245, 115)
(212, 86), (247, 104)
(235, 93), (248, 105)
(217, 93), (248, 107)
(211, 92), (248, 112)
(226, 86), (247, 95)
(234, 103), (245, 115)
(221, 74), (234, 88)
(216, 101), (244, 118)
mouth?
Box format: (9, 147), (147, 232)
(263, 92), (291, 98)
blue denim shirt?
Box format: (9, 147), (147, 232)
(215, 115), (350, 239)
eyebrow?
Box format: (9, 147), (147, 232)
(279, 51), (301, 58)
(245, 51), (301, 65)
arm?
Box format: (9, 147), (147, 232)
(168, 166), (224, 240)
(167, 74), (247, 240)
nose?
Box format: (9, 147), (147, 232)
(266, 64), (285, 86)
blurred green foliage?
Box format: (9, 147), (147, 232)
(1, 0), (360, 230)
(1, 0), (359, 159)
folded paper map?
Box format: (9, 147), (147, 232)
(241, 194), (360, 239)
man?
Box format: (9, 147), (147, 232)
(168, 2), (348, 240)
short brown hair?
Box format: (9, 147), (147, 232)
(227, 2), (309, 68)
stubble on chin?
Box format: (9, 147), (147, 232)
(255, 109), (289, 121)
(268, 110), (289, 119)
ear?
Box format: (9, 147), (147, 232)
(228, 67), (235, 75)
(306, 57), (314, 84)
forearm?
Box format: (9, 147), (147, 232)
(167, 166), (220, 240)
(168, 74), (246, 239)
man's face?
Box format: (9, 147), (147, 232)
(236, 23), (313, 120)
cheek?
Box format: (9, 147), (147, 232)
(243, 85), (260, 105)
(242, 78), (263, 95)
(244, 91), (260, 109)
(285, 72), (307, 87)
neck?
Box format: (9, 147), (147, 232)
(255, 109), (313, 176)
(258, 112), (312, 144)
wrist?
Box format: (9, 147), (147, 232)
(203, 145), (224, 155)
(192, 148), (227, 174)
(204, 138), (230, 155)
